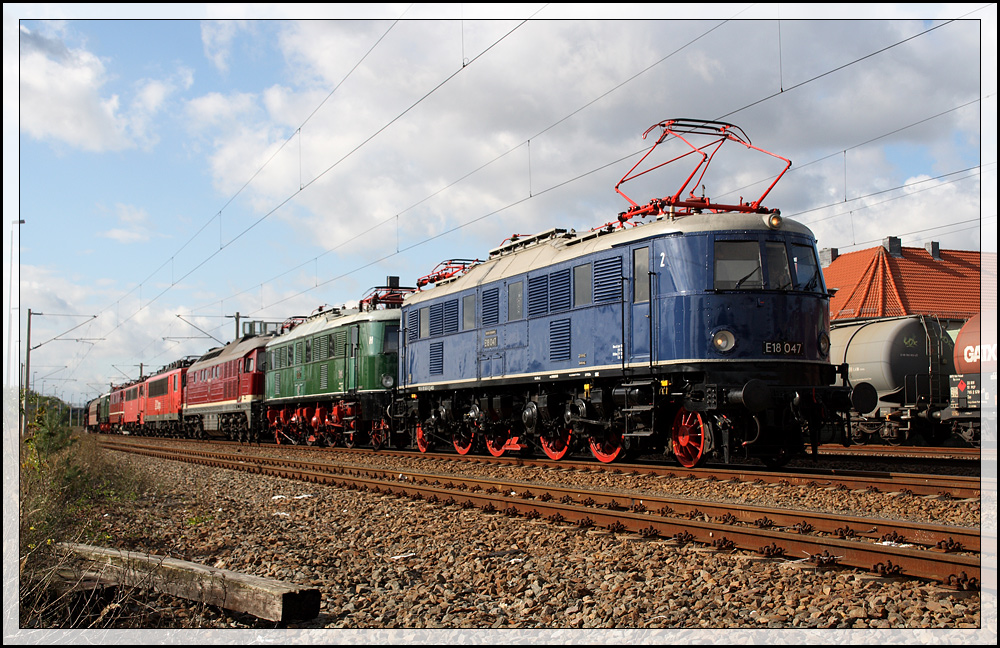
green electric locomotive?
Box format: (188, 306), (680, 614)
(263, 279), (413, 448)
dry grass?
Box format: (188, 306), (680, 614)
(17, 409), (162, 628)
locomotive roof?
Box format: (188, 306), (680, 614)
(406, 211), (814, 306)
(265, 306), (400, 348)
(189, 333), (271, 370)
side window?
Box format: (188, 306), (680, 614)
(463, 294), (475, 330)
(305, 338), (312, 364)
(419, 307), (430, 339)
(574, 263), (591, 307)
(633, 247), (649, 303)
(508, 281), (523, 321)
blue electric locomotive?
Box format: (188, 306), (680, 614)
(396, 119), (875, 467)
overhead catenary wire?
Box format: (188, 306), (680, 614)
(227, 17), (985, 320)
(34, 15), (989, 401)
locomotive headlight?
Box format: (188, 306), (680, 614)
(381, 374), (395, 388)
(817, 331), (831, 358)
(763, 212), (782, 229)
(712, 329), (737, 353)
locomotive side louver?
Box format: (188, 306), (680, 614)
(443, 300), (459, 334)
(429, 342), (444, 375)
(528, 275), (549, 317)
(483, 288), (500, 326)
(549, 268), (571, 312)
(407, 310), (419, 342)
(550, 319), (571, 362)
(594, 257), (622, 302)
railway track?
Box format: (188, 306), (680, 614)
(98, 436), (985, 591)
(101, 435), (984, 498)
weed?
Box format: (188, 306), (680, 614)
(19, 417), (154, 628)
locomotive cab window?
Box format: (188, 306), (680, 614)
(791, 243), (824, 292)
(714, 240), (762, 290)
(766, 241), (793, 290)
(384, 324), (399, 354)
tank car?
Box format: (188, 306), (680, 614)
(395, 119), (873, 467)
(831, 313), (981, 446)
(184, 335), (270, 442)
(264, 280), (414, 448)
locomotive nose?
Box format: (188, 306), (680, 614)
(727, 378), (771, 412)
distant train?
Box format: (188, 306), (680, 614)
(830, 313), (982, 446)
(87, 119), (877, 468)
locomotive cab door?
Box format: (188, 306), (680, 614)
(628, 246), (652, 364)
(346, 324), (360, 394)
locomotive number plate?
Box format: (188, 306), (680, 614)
(763, 341), (803, 355)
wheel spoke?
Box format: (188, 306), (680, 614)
(671, 407), (707, 468)
(453, 427), (475, 455)
(485, 432), (507, 457)
(540, 428), (572, 461)
(415, 424), (431, 453)
(588, 431), (623, 463)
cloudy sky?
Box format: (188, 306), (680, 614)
(5, 4), (996, 407)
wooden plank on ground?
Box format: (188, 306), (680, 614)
(59, 543), (320, 622)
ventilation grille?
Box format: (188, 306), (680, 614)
(482, 288), (500, 326)
(430, 303), (444, 336)
(550, 319), (571, 361)
(407, 310), (419, 342)
(549, 268), (571, 312)
(429, 342), (444, 375)
(594, 257), (623, 302)
(443, 299), (459, 334)
(528, 275), (549, 317)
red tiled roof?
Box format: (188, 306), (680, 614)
(822, 242), (981, 321)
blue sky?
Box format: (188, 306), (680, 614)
(5, 4), (996, 407)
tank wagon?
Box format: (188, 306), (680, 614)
(395, 119), (874, 467)
(264, 281), (414, 448)
(831, 313), (982, 446)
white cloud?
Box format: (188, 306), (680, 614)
(18, 23), (189, 152)
(201, 20), (249, 74)
(97, 203), (154, 244)
(18, 24), (132, 151)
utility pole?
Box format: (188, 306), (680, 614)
(21, 308), (33, 439)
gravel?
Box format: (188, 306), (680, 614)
(72, 447), (994, 641)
